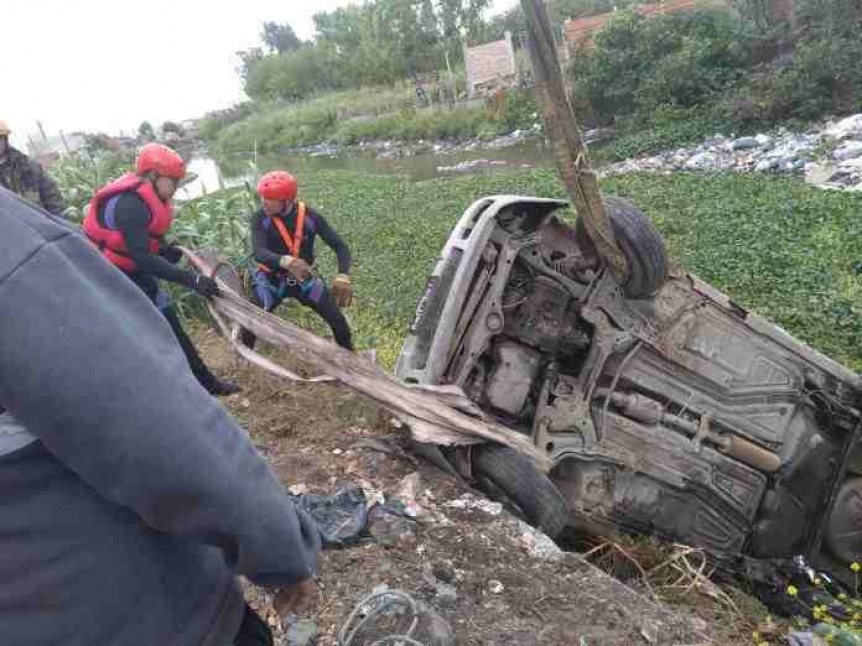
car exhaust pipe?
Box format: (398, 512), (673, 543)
(596, 389), (782, 473)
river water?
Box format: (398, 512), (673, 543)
(176, 140), (555, 200)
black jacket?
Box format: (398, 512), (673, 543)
(0, 147), (66, 216)
(251, 203), (351, 274)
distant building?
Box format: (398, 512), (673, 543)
(181, 119), (199, 138)
(463, 32), (518, 98)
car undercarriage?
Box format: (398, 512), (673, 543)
(397, 195), (862, 585)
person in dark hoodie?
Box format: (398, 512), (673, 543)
(82, 142), (239, 396)
(241, 170), (354, 350)
(0, 118), (66, 216)
(0, 186), (320, 645)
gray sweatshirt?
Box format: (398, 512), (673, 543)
(0, 188), (321, 645)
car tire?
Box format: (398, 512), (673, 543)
(472, 444), (569, 541)
(575, 197), (668, 299)
(824, 477), (862, 564)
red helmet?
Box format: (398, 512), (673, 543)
(135, 143), (186, 179)
(258, 170), (297, 201)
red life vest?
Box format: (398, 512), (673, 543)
(258, 202), (307, 274)
(82, 172), (174, 272)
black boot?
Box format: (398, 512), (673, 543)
(207, 378), (241, 397)
(240, 327), (257, 350)
(160, 306), (240, 397)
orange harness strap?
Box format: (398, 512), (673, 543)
(259, 202), (307, 274)
(272, 202), (306, 257)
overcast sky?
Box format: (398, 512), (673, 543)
(3, 0), (515, 146)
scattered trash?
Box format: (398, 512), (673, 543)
(367, 504), (418, 547)
(332, 448), (344, 455)
(487, 580), (504, 594)
(436, 159), (494, 174)
(284, 616), (317, 646)
(293, 486), (369, 547)
(339, 586), (455, 646)
(598, 113), (862, 192)
(395, 472), (422, 518)
(444, 493), (503, 516)
(288, 483), (308, 496)
(359, 480), (385, 508)
(516, 520), (564, 561)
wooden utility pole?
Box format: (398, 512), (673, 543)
(520, 0), (629, 283)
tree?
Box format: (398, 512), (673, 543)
(236, 47), (264, 81)
(417, 0), (441, 69)
(138, 121), (155, 141)
(83, 133), (114, 156)
(261, 22), (303, 54)
(438, 0), (491, 59)
(161, 121), (186, 137)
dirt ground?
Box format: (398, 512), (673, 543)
(193, 327), (765, 645)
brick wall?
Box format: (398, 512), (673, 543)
(464, 33), (517, 94)
(564, 0), (726, 49)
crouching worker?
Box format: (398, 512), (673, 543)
(82, 143), (239, 396)
(242, 170), (354, 350)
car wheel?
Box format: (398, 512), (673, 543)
(575, 197), (668, 299)
(472, 443), (569, 541)
(824, 477), (862, 564)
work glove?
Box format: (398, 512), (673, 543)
(189, 274), (221, 298)
(279, 255), (313, 282)
(159, 241), (184, 264)
(330, 274), (353, 308)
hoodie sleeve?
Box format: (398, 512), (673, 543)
(0, 188), (320, 587)
(32, 158), (66, 217)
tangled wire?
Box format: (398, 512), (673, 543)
(339, 589), (427, 646)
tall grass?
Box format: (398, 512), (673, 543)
(210, 85), (537, 156)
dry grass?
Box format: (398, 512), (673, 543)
(582, 535), (787, 645)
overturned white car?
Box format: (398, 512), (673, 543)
(397, 195), (862, 582)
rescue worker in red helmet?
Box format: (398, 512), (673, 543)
(82, 143), (240, 396)
(241, 170), (354, 350)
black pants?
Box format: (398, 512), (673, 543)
(243, 272), (354, 351)
(233, 604), (273, 646)
(127, 273), (221, 391)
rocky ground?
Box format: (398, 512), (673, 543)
(188, 328), (782, 645)
(601, 113), (862, 192)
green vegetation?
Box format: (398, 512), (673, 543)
(52, 151), (862, 370)
(236, 0), (491, 104)
(203, 0), (637, 154)
(165, 169), (862, 371)
(571, 0), (862, 151)
(210, 87), (539, 156)
(51, 151), (132, 219)
(204, 1), (862, 161)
